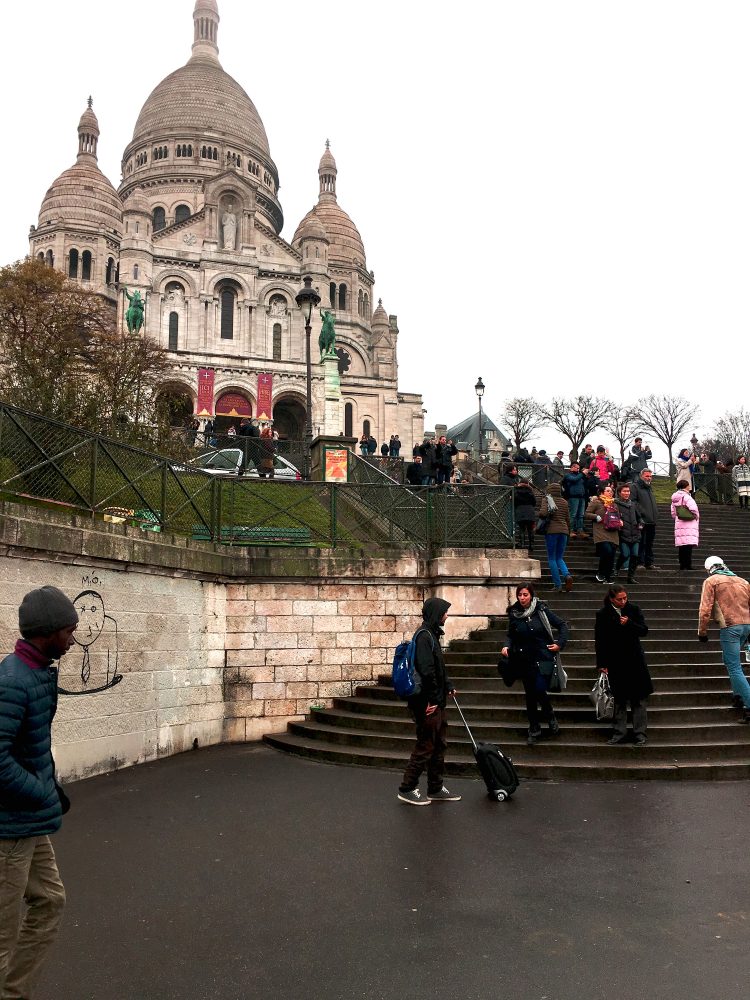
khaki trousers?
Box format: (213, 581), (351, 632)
(0, 835), (65, 999)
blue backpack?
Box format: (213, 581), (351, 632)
(392, 628), (434, 699)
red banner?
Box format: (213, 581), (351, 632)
(196, 368), (215, 417)
(257, 373), (273, 421)
(215, 392), (252, 418)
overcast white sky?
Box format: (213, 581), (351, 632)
(3, 1), (748, 460)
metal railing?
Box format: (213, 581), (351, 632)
(0, 403), (516, 550)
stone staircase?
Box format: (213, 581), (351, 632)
(265, 502), (750, 779)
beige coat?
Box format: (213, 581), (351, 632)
(698, 573), (750, 633)
(674, 457), (694, 491)
(585, 496), (620, 545)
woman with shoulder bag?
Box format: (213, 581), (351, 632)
(595, 584), (653, 745)
(538, 482), (573, 593)
(585, 485), (622, 584)
(499, 584), (569, 745)
(670, 479), (699, 569)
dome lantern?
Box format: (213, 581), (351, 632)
(77, 96), (100, 161)
(192, 0), (220, 65)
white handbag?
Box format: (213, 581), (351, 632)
(590, 673), (615, 721)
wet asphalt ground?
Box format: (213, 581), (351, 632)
(37, 745), (749, 1000)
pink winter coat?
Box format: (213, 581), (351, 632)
(670, 490), (700, 546)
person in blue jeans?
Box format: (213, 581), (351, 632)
(538, 482), (573, 593)
(562, 461), (588, 537)
(698, 555), (750, 723)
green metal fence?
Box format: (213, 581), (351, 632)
(0, 403), (515, 550)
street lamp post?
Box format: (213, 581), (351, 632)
(475, 377), (485, 461)
(295, 276), (321, 479)
(690, 432), (699, 456)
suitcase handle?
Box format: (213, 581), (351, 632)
(451, 694), (478, 752)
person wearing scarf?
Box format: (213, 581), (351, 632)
(500, 584), (569, 745)
(698, 556), (750, 723)
(585, 484), (620, 584)
(595, 585), (653, 745)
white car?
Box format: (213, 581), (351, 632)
(186, 448), (302, 480)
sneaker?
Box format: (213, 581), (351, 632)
(731, 695), (743, 709)
(633, 736), (647, 746)
(606, 578), (616, 585)
(607, 735), (627, 745)
(527, 727), (542, 745)
(428, 786), (462, 802)
(564, 575), (574, 592)
(397, 788), (431, 806)
(547, 714), (560, 736)
(741, 711), (750, 725)
(595, 574), (606, 583)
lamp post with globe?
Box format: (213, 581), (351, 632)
(295, 276), (321, 478)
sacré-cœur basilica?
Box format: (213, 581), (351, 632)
(28, 0), (424, 446)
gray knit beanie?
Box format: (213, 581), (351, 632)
(19, 586), (79, 638)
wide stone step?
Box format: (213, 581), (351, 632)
(358, 684), (737, 708)
(264, 731), (750, 780)
(374, 672), (738, 693)
(318, 706), (748, 736)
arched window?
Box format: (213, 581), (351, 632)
(133, 264), (139, 280)
(358, 290), (363, 316)
(37, 252), (44, 262)
(68, 249), (78, 279)
(153, 207), (165, 232)
(46, 250), (54, 268)
(345, 402), (353, 438)
(106, 257), (115, 284)
(364, 293), (370, 319)
(81, 250), (92, 281)
(220, 287), (236, 340)
(363, 419), (371, 437)
(329, 282), (336, 308)
(168, 312), (179, 351)
(174, 204), (190, 225)
(273, 323), (282, 361)
(338, 284), (347, 310)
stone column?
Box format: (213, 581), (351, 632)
(321, 352), (342, 436)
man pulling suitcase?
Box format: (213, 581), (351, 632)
(397, 598), (462, 806)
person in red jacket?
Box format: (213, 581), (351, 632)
(589, 446), (615, 487)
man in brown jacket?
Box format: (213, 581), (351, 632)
(698, 555), (750, 722)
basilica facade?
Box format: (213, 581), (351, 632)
(28, 0), (424, 445)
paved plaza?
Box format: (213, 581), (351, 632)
(38, 746), (748, 999)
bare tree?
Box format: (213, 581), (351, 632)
(541, 396), (609, 459)
(709, 409), (750, 461)
(501, 397), (545, 453)
(600, 404), (642, 466)
(636, 394), (695, 474)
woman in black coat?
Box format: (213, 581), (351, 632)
(500, 584), (569, 744)
(595, 584), (653, 745)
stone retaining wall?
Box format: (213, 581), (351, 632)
(0, 501), (537, 781)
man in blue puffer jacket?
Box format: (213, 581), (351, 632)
(0, 586), (78, 997)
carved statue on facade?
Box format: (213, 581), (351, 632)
(124, 288), (145, 334)
(222, 202), (237, 250)
(319, 309), (336, 357)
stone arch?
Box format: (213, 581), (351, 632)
(156, 381), (195, 426)
(272, 391), (307, 440)
(336, 340), (369, 377)
(174, 204), (191, 225)
(206, 272), (251, 299)
(156, 270), (199, 297)
(256, 280), (297, 306)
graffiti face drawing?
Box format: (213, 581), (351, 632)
(74, 590), (106, 649)
(58, 589), (122, 696)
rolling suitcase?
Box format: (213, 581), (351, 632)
(452, 694), (519, 801)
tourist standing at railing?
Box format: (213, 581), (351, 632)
(227, 424), (237, 438)
(258, 426), (276, 479)
(514, 479), (537, 554)
(731, 455), (750, 508)
(675, 448), (697, 496)
(562, 461), (588, 538)
(359, 434), (368, 456)
(405, 454), (423, 486)
(629, 438), (652, 476)
(389, 435), (401, 458)
(717, 456), (734, 504)
(436, 436), (458, 485)
(632, 469), (659, 569)
(500, 464), (519, 487)
(670, 480), (700, 569)
(367, 434), (378, 455)
(589, 446), (615, 487)
(380, 442), (390, 458)
(586, 485), (621, 584)
(579, 443), (595, 469)
(698, 452), (718, 503)
(418, 439), (437, 486)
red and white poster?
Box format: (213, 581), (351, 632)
(196, 368), (215, 417)
(257, 373), (273, 421)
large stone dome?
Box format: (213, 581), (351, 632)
(130, 60), (271, 157)
(38, 101), (122, 234)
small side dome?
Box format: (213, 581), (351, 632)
(37, 99), (122, 235)
(371, 298), (389, 328)
(295, 214), (328, 242)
